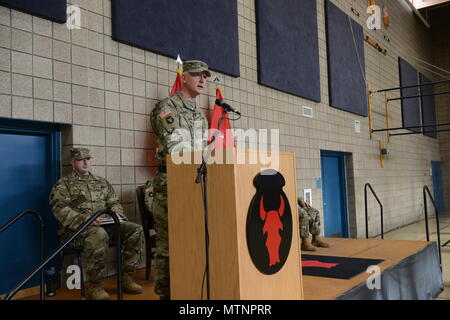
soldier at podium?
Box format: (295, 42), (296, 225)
(149, 60), (211, 299)
(298, 196), (330, 252)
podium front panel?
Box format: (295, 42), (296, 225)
(168, 150), (303, 300)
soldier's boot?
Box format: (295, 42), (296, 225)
(122, 274), (143, 294)
(312, 235), (330, 248)
(301, 237), (317, 252)
(86, 283), (110, 300)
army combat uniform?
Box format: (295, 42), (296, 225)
(298, 197), (330, 251)
(149, 60), (210, 299)
(49, 148), (144, 299)
(298, 201), (321, 239)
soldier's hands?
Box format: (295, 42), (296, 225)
(92, 218), (103, 227)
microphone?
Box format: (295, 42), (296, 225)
(215, 99), (241, 116)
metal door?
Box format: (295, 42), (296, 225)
(0, 120), (60, 294)
(320, 151), (349, 238)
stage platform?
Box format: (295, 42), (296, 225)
(302, 238), (444, 300)
(16, 238), (444, 300)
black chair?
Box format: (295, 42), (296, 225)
(59, 233), (119, 299)
(59, 246), (86, 298)
(59, 227), (122, 299)
(136, 185), (156, 281)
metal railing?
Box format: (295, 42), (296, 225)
(3, 209), (123, 300)
(423, 185), (442, 267)
(364, 183), (384, 239)
(0, 210), (45, 300)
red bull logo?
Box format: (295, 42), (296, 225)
(247, 170), (292, 275)
(260, 196), (285, 266)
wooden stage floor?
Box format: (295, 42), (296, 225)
(20, 237), (435, 300)
(301, 237), (433, 300)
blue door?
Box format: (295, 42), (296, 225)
(320, 151), (349, 238)
(0, 119), (60, 295)
(431, 161), (444, 214)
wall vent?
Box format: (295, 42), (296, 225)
(303, 106), (313, 118)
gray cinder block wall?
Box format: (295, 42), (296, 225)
(0, 0), (443, 251)
(431, 5), (450, 214)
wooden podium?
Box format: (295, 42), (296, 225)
(167, 149), (303, 300)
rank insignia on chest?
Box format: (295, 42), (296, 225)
(159, 109), (172, 119)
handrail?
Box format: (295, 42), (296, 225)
(0, 210), (45, 300)
(423, 185), (442, 267)
(3, 209), (123, 300)
(364, 183), (384, 239)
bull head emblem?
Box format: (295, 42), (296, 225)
(246, 170), (292, 275)
(260, 196), (285, 266)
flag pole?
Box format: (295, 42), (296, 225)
(170, 54), (183, 95)
(176, 54), (183, 75)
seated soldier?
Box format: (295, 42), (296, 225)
(49, 147), (144, 300)
(298, 196), (330, 251)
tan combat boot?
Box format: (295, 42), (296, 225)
(123, 274), (143, 294)
(86, 283), (110, 300)
(312, 235), (330, 248)
(301, 237), (317, 252)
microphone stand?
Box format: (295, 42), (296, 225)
(195, 109), (228, 300)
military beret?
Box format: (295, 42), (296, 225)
(70, 147), (92, 160)
(183, 60), (211, 77)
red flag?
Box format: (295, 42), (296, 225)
(209, 87), (236, 149)
(170, 65), (183, 95)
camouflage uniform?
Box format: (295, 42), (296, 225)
(298, 197), (330, 251)
(150, 60), (210, 298)
(298, 202), (321, 238)
(49, 150), (144, 285)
